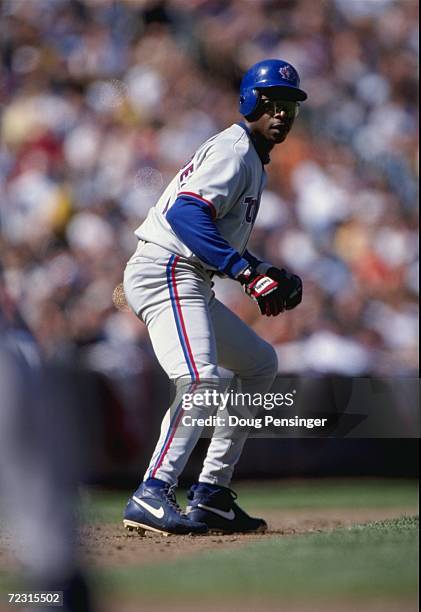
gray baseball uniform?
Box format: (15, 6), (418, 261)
(124, 122), (277, 486)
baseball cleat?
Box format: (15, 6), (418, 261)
(123, 478), (208, 536)
(186, 483), (267, 534)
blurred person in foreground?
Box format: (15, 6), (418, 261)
(121, 59), (306, 536)
(0, 270), (92, 612)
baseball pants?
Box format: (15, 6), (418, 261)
(124, 241), (278, 487)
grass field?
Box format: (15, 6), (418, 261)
(0, 479), (418, 612)
(98, 517), (418, 606)
(82, 478), (418, 521)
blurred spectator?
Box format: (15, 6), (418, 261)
(0, 0), (418, 393)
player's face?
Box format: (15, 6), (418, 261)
(253, 95), (299, 143)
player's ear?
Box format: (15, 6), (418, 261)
(294, 103), (300, 118)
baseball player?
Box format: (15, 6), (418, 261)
(123, 59), (307, 535)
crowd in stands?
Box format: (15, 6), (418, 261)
(1, 0), (418, 393)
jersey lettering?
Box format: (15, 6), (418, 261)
(244, 196), (258, 224)
(179, 162), (194, 185)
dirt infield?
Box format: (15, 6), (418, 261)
(0, 507), (415, 572)
(80, 506), (416, 569)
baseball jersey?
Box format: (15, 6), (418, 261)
(134, 123), (267, 275)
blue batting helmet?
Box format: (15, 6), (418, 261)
(239, 59), (307, 117)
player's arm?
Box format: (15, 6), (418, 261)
(242, 249), (271, 274)
(166, 199), (301, 316)
(166, 147), (251, 278)
(166, 196), (249, 278)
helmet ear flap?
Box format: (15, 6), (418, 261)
(239, 88), (260, 118)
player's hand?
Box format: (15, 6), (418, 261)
(265, 266), (303, 310)
(237, 267), (286, 316)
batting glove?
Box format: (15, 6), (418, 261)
(237, 267), (286, 316)
(265, 266), (303, 310)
